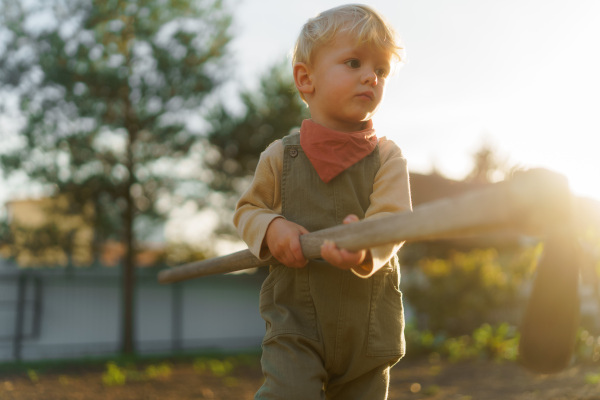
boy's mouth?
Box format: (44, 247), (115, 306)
(357, 91), (374, 100)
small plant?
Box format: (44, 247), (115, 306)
(471, 323), (519, 361)
(585, 372), (600, 385)
(406, 323), (519, 362)
(444, 335), (478, 362)
(442, 323), (519, 362)
(27, 369), (39, 383)
(102, 362), (126, 386)
(194, 357), (234, 377)
(404, 323), (445, 359)
(404, 246), (539, 336)
(101, 361), (173, 386)
(144, 363), (172, 380)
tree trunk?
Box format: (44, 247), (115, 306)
(121, 20), (136, 356)
(121, 130), (137, 354)
(122, 185), (136, 355)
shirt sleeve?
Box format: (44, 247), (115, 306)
(233, 140), (284, 260)
(351, 137), (412, 278)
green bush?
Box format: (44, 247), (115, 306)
(575, 328), (600, 363)
(405, 322), (519, 362)
(101, 361), (172, 386)
(403, 245), (541, 336)
(193, 357), (234, 377)
(102, 362), (126, 386)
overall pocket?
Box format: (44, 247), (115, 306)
(366, 262), (405, 358)
(259, 265), (319, 343)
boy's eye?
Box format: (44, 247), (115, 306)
(375, 68), (389, 78)
(345, 59), (361, 68)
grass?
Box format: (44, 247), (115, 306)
(0, 348), (262, 378)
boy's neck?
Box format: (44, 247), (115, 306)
(309, 116), (370, 133)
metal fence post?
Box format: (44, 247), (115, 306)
(13, 272), (26, 361)
(171, 283), (183, 352)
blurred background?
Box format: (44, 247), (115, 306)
(0, 0), (599, 366)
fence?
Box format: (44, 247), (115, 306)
(0, 264), (266, 362)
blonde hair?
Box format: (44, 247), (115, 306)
(292, 4), (404, 67)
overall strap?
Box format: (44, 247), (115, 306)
(281, 132), (380, 233)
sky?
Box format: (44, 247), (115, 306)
(1, 0), (598, 230)
(225, 0), (600, 201)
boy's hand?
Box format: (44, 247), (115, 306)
(320, 214), (369, 270)
(265, 218), (310, 268)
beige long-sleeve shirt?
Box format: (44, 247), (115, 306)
(233, 136), (412, 278)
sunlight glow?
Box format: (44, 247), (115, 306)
(233, 0), (600, 201)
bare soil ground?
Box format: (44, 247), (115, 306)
(2, 355), (600, 399)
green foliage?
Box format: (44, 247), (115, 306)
(405, 323), (520, 363)
(193, 357), (234, 377)
(144, 362), (172, 380)
(27, 369), (40, 383)
(444, 323), (519, 362)
(163, 240), (212, 266)
(102, 362), (126, 386)
(0, 0), (234, 354)
(575, 328), (600, 363)
(404, 246), (540, 336)
(0, 0), (233, 249)
(0, 216), (10, 243)
(205, 59), (310, 196)
(585, 372), (600, 385)
(472, 323), (519, 360)
(101, 361), (172, 386)
(404, 323), (444, 358)
(407, 322), (600, 366)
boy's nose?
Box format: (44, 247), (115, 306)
(362, 70), (378, 86)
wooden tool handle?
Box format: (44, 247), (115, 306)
(158, 169), (569, 284)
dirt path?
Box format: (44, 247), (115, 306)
(2, 357), (600, 399)
(389, 358), (600, 399)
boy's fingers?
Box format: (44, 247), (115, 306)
(342, 248), (366, 265)
(286, 225), (308, 267)
(289, 238), (307, 267)
(321, 240), (349, 269)
(321, 239), (366, 270)
(343, 214), (359, 224)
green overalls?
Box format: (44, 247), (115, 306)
(255, 132), (405, 400)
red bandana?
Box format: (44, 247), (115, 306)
(299, 119), (378, 183)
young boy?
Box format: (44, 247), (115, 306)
(234, 4), (412, 399)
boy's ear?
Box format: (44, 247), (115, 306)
(293, 62), (314, 95)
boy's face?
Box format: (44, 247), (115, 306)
(301, 32), (392, 132)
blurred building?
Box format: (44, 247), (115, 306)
(2, 196), (164, 268)
(409, 171), (487, 206)
(4, 196), (95, 267)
